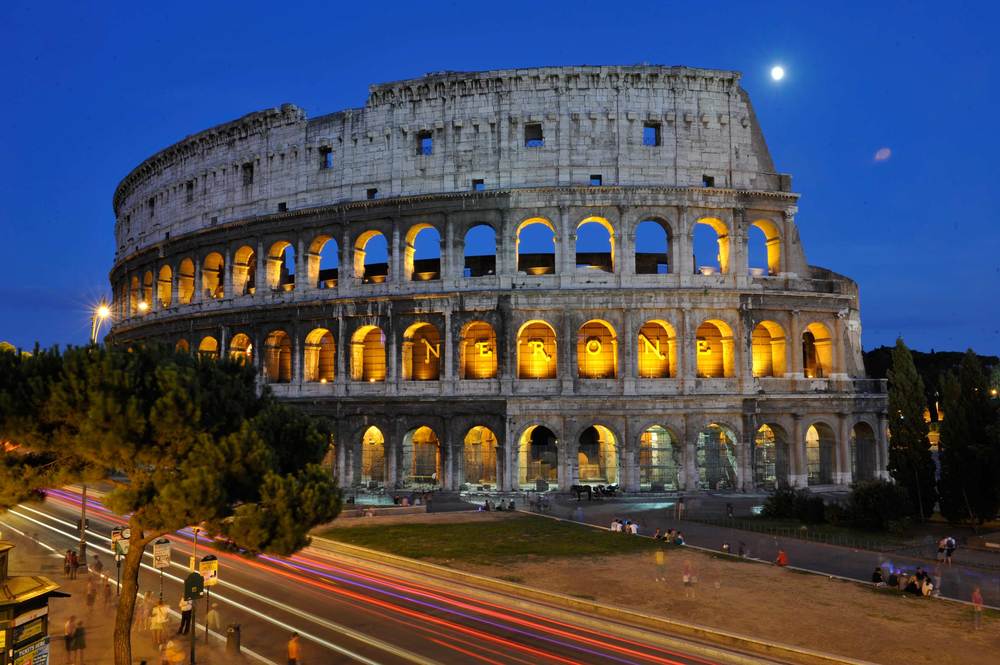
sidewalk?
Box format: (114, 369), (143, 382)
(6, 530), (250, 665)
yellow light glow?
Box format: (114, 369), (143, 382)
(137, 301), (149, 312)
(770, 65), (785, 81)
(96, 305), (111, 319)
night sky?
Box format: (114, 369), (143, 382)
(2, 1), (997, 355)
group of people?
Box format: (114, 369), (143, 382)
(937, 536), (957, 564)
(479, 498), (516, 512)
(872, 565), (938, 597)
(651, 527), (685, 545)
(62, 614), (87, 665)
(62, 549), (82, 579)
(611, 518), (640, 534)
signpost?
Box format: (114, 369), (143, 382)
(153, 538), (171, 600)
(111, 527), (130, 594)
(199, 555), (219, 641)
(184, 571), (204, 665)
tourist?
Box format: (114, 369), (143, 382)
(177, 596), (193, 634)
(887, 569), (899, 589)
(71, 620), (86, 665)
(628, 521), (639, 535)
(944, 536), (956, 565)
(205, 602), (221, 634)
(63, 614), (75, 665)
(91, 554), (103, 578)
(937, 536), (948, 562)
(904, 575), (921, 595)
(653, 528), (661, 541)
(150, 599), (168, 646)
(85, 578), (96, 615)
(163, 640), (184, 665)
(971, 586), (983, 630)
(63, 550), (72, 579)
(507, 499), (515, 511)
(775, 549), (789, 567)
(288, 631), (301, 665)
(871, 567), (884, 588)
(674, 531), (685, 545)
(654, 548), (666, 581)
(914, 566), (927, 584)
(921, 577), (934, 597)
(102, 577), (113, 608)
(682, 560), (696, 599)
(610, 518), (621, 533)
(69, 551), (79, 580)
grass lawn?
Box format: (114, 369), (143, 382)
(316, 514), (662, 564)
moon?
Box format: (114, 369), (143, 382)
(770, 66), (785, 81)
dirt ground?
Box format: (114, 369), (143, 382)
(325, 511), (997, 664)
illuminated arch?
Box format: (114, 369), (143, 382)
(639, 425), (681, 490)
(459, 320), (498, 379)
(577, 425), (618, 484)
(229, 333), (253, 365)
(802, 322), (834, 378)
(128, 275), (140, 316)
(751, 321), (787, 378)
(749, 219), (781, 276)
(402, 322), (441, 381)
(693, 217), (730, 275)
(175, 338), (190, 354)
(517, 425), (558, 489)
(404, 223), (441, 281)
(637, 320), (677, 378)
(303, 328), (335, 383)
(634, 219), (671, 274)
(401, 426), (441, 487)
(197, 336), (219, 360)
(805, 422), (836, 485)
(360, 426), (386, 486)
(263, 330), (292, 383)
(265, 241), (295, 291)
(695, 319), (735, 378)
(177, 258), (195, 304)
(232, 245), (257, 296)
(157, 265), (172, 308)
(516, 217), (556, 275)
(463, 426), (498, 486)
(141, 271), (153, 311)
(350, 325), (386, 382)
(577, 320), (617, 379)
(754, 424), (790, 489)
(575, 216), (614, 273)
(463, 224), (497, 277)
(353, 230), (389, 284)
(517, 320), (557, 379)
(307, 234), (339, 289)
(201, 252), (224, 299)
(696, 423), (739, 490)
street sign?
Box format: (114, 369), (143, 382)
(199, 555), (219, 587)
(110, 526), (123, 554)
(153, 538), (172, 570)
(183, 571), (204, 600)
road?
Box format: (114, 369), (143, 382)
(1, 489), (771, 665)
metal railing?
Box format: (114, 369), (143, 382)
(683, 514), (914, 553)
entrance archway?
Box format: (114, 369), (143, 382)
(851, 422), (877, 481)
(639, 425), (681, 491)
(806, 423), (836, 485)
(754, 424), (789, 489)
(577, 425), (618, 484)
(696, 424), (738, 490)
(517, 425), (558, 489)
(401, 426), (441, 487)
(463, 426), (498, 487)
(360, 426), (386, 487)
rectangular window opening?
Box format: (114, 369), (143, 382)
(148, 198), (155, 218)
(366, 188), (378, 200)
(643, 123), (662, 147)
(524, 123), (544, 148)
(472, 179), (485, 192)
(589, 174), (602, 186)
(702, 175), (715, 188)
(242, 162), (254, 187)
(185, 181), (194, 203)
(320, 147), (333, 169)
(417, 131), (433, 156)
(277, 202), (287, 212)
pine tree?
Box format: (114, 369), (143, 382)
(938, 350), (1000, 523)
(886, 338), (937, 520)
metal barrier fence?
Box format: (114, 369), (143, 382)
(683, 514), (913, 553)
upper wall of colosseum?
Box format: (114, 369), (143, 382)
(112, 65), (788, 258)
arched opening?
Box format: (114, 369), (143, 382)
(463, 224), (496, 277)
(157, 265), (172, 308)
(751, 321), (787, 378)
(177, 258), (195, 304)
(634, 219), (671, 274)
(754, 424), (790, 490)
(350, 325), (386, 382)
(402, 322), (441, 381)
(575, 217), (614, 273)
(354, 231), (389, 284)
(851, 422), (877, 482)
(308, 235), (339, 289)
(517, 425), (558, 489)
(401, 426), (441, 487)
(175, 339), (190, 354)
(463, 426), (498, 486)
(516, 218), (556, 275)
(229, 333), (253, 365)
(360, 426), (386, 487)
(637, 320), (676, 378)
(696, 424), (738, 490)
(263, 330), (292, 383)
(233, 245), (257, 296)
(202, 252), (224, 299)
(129, 276), (140, 316)
(459, 320), (497, 379)
(266, 241), (295, 291)
(639, 425), (681, 491)
(577, 425), (618, 484)
(405, 224), (441, 281)
(749, 220), (781, 276)
(577, 319), (617, 379)
(517, 320), (557, 379)
(693, 217), (730, 275)
(142, 271), (154, 310)
(197, 336), (219, 360)
(695, 320), (735, 378)
(303, 328), (335, 383)
(802, 322), (834, 378)
(805, 423), (836, 485)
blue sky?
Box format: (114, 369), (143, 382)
(1, 1), (997, 355)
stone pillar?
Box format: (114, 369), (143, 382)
(558, 206), (573, 276)
(789, 414), (806, 487)
(503, 417), (517, 492)
(877, 413), (890, 480)
(292, 329), (302, 387)
(623, 308), (637, 395)
(674, 206), (691, 276)
(386, 318), (398, 393)
(837, 413), (853, 486)
(340, 228), (353, 296)
(682, 415), (698, 491)
(255, 240), (266, 300)
(789, 310), (802, 378)
(679, 307), (694, 389)
(334, 317), (346, 390)
(295, 236), (306, 292)
(441, 215), (453, 283)
(193, 259), (203, 303)
(560, 313), (574, 393)
(390, 222), (401, 284)
(170, 263), (179, 307)
(619, 210), (634, 279)
(442, 308), (454, 390)
(223, 249), (233, 300)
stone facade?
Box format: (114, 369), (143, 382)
(109, 65), (888, 495)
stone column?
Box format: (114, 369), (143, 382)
(441, 215), (454, 283)
(674, 206), (691, 277)
(192, 259), (203, 303)
(255, 240), (266, 300)
(877, 413), (890, 480)
(679, 307), (694, 389)
(682, 415), (698, 491)
(390, 222), (401, 284)
(558, 206), (573, 277)
(170, 262), (179, 307)
(295, 236), (307, 292)
(334, 316), (346, 391)
(623, 308), (637, 395)
(619, 209), (634, 279)
(789, 310), (802, 378)
(789, 414), (806, 487)
(223, 249), (233, 300)
(837, 413), (853, 486)
(442, 307), (454, 392)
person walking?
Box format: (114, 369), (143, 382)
(682, 560), (697, 599)
(971, 586), (983, 630)
(63, 614), (76, 665)
(205, 602), (221, 634)
(84, 578), (96, 616)
(775, 549), (789, 567)
(90, 555), (103, 578)
(102, 577), (113, 608)
(654, 548), (666, 582)
(945, 536), (956, 565)
(287, 631), (301, 665)
(69, 551), (79, 580)
(177, 596), (193, 635)
(70, 620), (86, 665)
(63, 550), (72, 579)
(150, 599), (168, 647)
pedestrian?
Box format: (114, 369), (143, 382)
(63, 614), (75, 665)
(654, 548), (666, 581)
(137, 591), (153, 631)
(287, 631), (301, 665)
(85, 578), (97, 615)
(71, 620), (86, 665)
(674, 531), (685, 545)
(871, 567), (884, 589)
(945, 536), (956, 565)
(775, 549), (789, 567)
(63, 550), (72, 579)
(163, 640), (184, 665)
(682, 560), (697, 599)
(937, 536), (947, 562)
(102, 577), (113, 608)
(653, 528), (661, 541)
(150, 599), (168, 646)
(90, 555), (103, 579)
(205, 602), (221, 634)
(177, 596), (192, 635)
(69, 551), (79, 580)
(971, 586), (983, 630)
(507, 499), (515, 511)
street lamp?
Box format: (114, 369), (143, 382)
(80, 303), (112, 568)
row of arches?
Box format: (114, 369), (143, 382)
(181, 317), (836, 383)
(114, 212), (789, 320)
(339, 420), (878, 491)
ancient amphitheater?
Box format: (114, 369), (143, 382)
(109, 65), (888, 496)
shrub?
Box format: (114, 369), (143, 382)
(846, 479), (911, 530)
(793, 491), (827, 524)
(762, 485), (797, 519)
(763, 486), (827, 523)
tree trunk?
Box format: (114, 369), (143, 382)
(113, 521), (157, 665)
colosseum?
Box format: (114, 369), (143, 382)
(109, 65), (888, 497)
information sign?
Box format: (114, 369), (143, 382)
(198, 555), (219, 587)
(153, 538), (172, 570)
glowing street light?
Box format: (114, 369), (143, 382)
(81, 302), (112, 568)
(138, 301), (150, 314)
(770, 65), (785, 81)
(90, 303), (111, 344)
